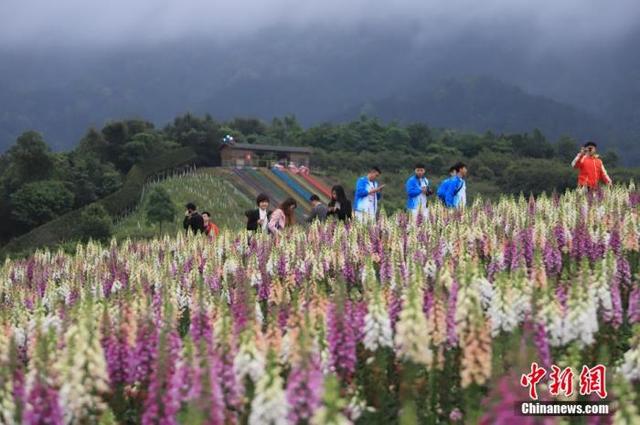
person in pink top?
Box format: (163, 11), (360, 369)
(268, 197), (297, 234)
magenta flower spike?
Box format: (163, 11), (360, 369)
(286, 353), (323, 424)
(23, 377), (63, 425)
(326, 301), (357, 382)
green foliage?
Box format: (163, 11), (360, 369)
(145, 186), (177, 233)
(119, 132), (180, 171)
(1, 147), (197, 257)
(164, 113), (222, 165)
(115, 169), (253, 239)
(601, 150), (619, 168)
(10, 181), (74, 228)
(4, 131), (54, 187)
(78, 204), (112, 243)
(556, 135), (578, 163)
(98, 147), (198, 216)
(229, 117), (268, 136)
(497, 159), (575, 196)
(61, 154), (122, 207)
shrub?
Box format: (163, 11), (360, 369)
(78, 204), (112, 243)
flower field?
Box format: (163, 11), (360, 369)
(1, 186), (640, 424)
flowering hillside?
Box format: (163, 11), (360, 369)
(1, 186), (639, 424)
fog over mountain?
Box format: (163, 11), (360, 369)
(1, 0), (639, 162)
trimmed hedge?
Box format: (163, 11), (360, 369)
(1, 147), (197, 257)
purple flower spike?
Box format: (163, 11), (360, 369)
(534, 322), (552, 370)
(286, 354), (323, 424)
(327, 301), (357, 382)
(23, 378), (63, 425)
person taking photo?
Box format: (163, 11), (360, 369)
(571, 141), (612, 190)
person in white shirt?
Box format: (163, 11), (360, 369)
(443, 162), (468, 209)
(405, 163), (433, 220)
(455, 163), (468, 208)
(354, 166), (384, 223)
(245, 193), (272, 233)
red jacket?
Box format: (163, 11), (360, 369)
(204, 222), (219, 238)
(572, 154), (611, 188)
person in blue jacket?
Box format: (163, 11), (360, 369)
(354, 166), (384, 222)
(436, 165), (457, 204)
(405, 163), (433, 220)
(441, 162), (468, 209)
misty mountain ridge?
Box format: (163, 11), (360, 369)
(0, 72), (622, 159)
(336, 76), (613, 143)
(0, 26), (638, 162)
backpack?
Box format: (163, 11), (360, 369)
(437, 177), (464, 206)
(437, 178), (452, 203)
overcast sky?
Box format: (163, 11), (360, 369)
(1, 0), (639, 48)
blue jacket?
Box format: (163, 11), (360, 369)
(354, 176), (380, 212)
(436, 176), (453, 202)
(441, 175), (465, 208)
(405, 175), (430, 210)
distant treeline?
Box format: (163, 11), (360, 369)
(1, 113), (637, 246)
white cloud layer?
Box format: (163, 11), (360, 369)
(0, 0), (638, 47)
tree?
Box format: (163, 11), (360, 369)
(63, 155), (122, 206)
(145, 187), (177, 234)
(119, 132), (178, 171)
(509, 131), (555, 159)
(498, 159), (575, 196)
(6, 131), (54, 186)
(600, 151), (619, 168)
(406, 123), (432, 151)
(77, 128), (109, 162)
(229, 117), (268, 136)
(10, 180), (74, 228)
(78, 204), (112, 242)
(556, 135), (578, 163)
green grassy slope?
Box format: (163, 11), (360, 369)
(114, 168), (253, 239)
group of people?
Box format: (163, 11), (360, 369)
(183, 141), (612, 237)
(242, 184), (353, 235)
(232, 161), (468, 236)
(183, 203), (219, 237)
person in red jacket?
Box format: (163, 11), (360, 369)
(202, 211), (220, 238)
(571, 141), (612, 189)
